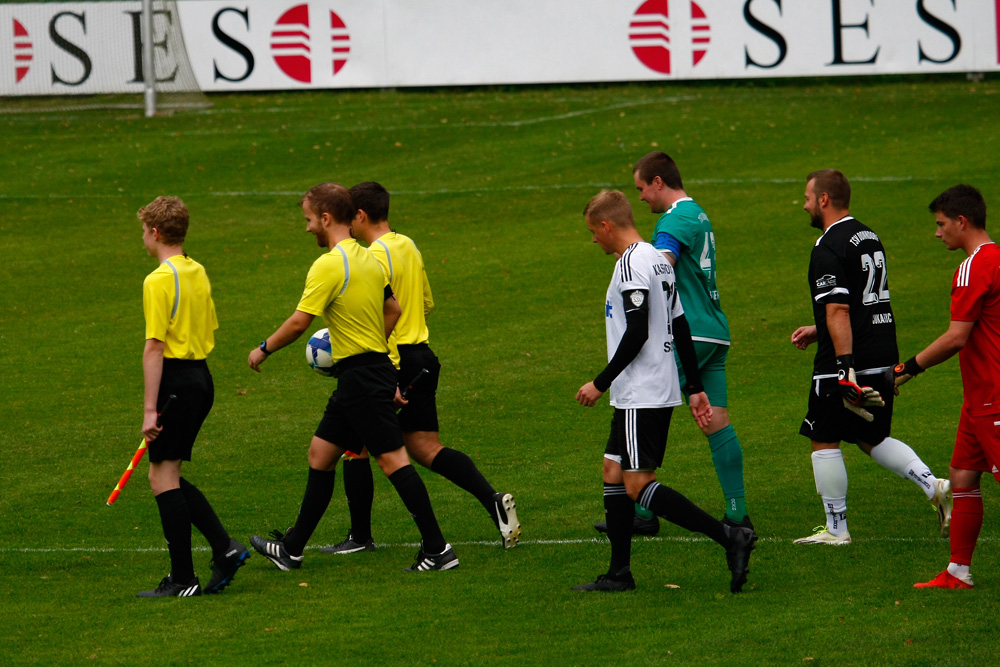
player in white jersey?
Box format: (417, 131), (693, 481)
(573, 190), (757, 594)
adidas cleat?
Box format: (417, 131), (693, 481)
(137, 575), (201, 598)
(404, 543), (459, 571)
(724, 524), (757, 593)
(573, 567), (636, 592)
(251, 531), (302, 571)
(914, 569), (974, 589)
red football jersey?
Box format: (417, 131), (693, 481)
(951, 242), (1000, 415)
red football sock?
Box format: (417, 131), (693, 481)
(950, 486), (983, 566)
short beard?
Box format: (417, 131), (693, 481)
(809, 212), (824, 230)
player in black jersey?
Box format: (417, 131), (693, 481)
(790, 169), (951, 544)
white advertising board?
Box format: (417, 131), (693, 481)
(2, 0), (998, 95)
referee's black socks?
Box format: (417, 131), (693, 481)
(179, 477), (230, 560)
(154, 488), (195, 583)
(637, 481), (727, 546)
(285, 467), (336, 556)
(430, 447), (496, 515)
(342, 457), (374, 543)
(389, 464), (446, 555)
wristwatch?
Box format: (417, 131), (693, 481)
(259, 340), (272, 355)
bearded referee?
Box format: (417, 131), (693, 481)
(248, 182), (458, 572)
(319, 181), (520, 555)
(136, 196), (249, 598)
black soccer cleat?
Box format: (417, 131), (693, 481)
(724, 523), (758, 593)
(137, 574), (202, 598)
(319, 533), (377, 554)
(204, 538), (251, 594)
(404, 543), (459, 571)
(572, 567), (636, 592)
(250, 530), (303, 571)
(594, 513), (660, 536)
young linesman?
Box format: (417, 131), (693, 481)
(137, 196), (249, 598)
(321, 181), (519, 555)
(248, 182), (458, 572)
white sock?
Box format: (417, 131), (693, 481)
(812, 449), (849, 535)
(947, 562), (973, 584)
(870, 437), (937, 499)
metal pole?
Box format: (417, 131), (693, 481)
(142, 0), (156, 117)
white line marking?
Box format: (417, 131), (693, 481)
(4, 533), (974, 554)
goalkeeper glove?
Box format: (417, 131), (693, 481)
(837, 355), (884, 422)
(886, 356), (924, 395)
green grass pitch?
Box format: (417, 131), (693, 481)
(2, 78), (999, 664)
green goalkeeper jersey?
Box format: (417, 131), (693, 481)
(651, 197), (730, 345)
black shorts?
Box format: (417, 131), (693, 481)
(799, 370), (894, 446)
(603, 407), (674, 472)
(314, 353), (404, 457)
(148, 359), (213, 463)
(397, 344), (441, 433)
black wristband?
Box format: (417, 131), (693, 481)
(897, 356), (924, 376)
(259, 340), (272, 356)
(835, 354), (854, 380)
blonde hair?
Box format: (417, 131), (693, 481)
(584, 190), (635, 229)
(138, 196), (189, 246)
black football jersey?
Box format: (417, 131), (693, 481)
(808, 216), (898, 387)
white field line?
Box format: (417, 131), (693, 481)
(0, 176), (933, 201)
(3, 533), (977, 554)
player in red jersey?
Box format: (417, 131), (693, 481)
(893, 185), (999, 589)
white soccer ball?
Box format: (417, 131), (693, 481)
(306, 328), (335, 376)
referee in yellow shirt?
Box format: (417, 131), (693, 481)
(321, 182), (520, 555)
(248, 182), (457, 571)
(136, 196), (249, 598)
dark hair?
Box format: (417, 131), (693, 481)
(633, 151), (683, 190)
(138, 196), (188, 246)
(299, 182), (356, 223)
(929, 184), (987, 229)
(807, 169), (851, 209)
(584, 190), (635, 229)
(349, 181), (390, 222)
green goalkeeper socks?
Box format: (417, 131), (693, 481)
(708, 425), (748, 522)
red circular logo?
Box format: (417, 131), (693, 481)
(13, 19), (33, 83)
(630, 0), (711, 75)
(271, 4), (350, 84)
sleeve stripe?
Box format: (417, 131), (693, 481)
(163, 259), (180, 319)
(814, 287), (848, 301)
(375, 239), (393, 282)
(336, 246), (350, 295)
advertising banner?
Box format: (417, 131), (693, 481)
(2, 0), (998, 96)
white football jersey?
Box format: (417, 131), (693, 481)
(605, 242), (685, 409)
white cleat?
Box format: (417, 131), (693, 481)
(932, 479), (953, 537)
(493, 492), (521, 548)
(793, 526), (852, 545)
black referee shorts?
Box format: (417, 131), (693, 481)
(314, 353), (405, 457)
(148, 359), (214, 463)
(397, 343), (441, 433)
(799, 371), (895, 446)
(603, 407), (674, 472)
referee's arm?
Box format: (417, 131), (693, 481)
(248, 310), (315, 372)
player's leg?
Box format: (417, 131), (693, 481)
(251, 435), (344, 570)
(574, 412), (635, 592)
(400, 346), (520, 548)
(795, 390), (851, 545)
(689, 344), (750, 525)
(321, 448), (376, 554)
(917, 411), (992, 589)
(863, 436), (951, 534)
(142, 458), (200, 596)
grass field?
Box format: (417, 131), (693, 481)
(2, 77), (1000, 665)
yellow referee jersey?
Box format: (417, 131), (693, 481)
(143, 255), (218, 360)
(369, 232), (434, 360)
(296, 238), (390, 364)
